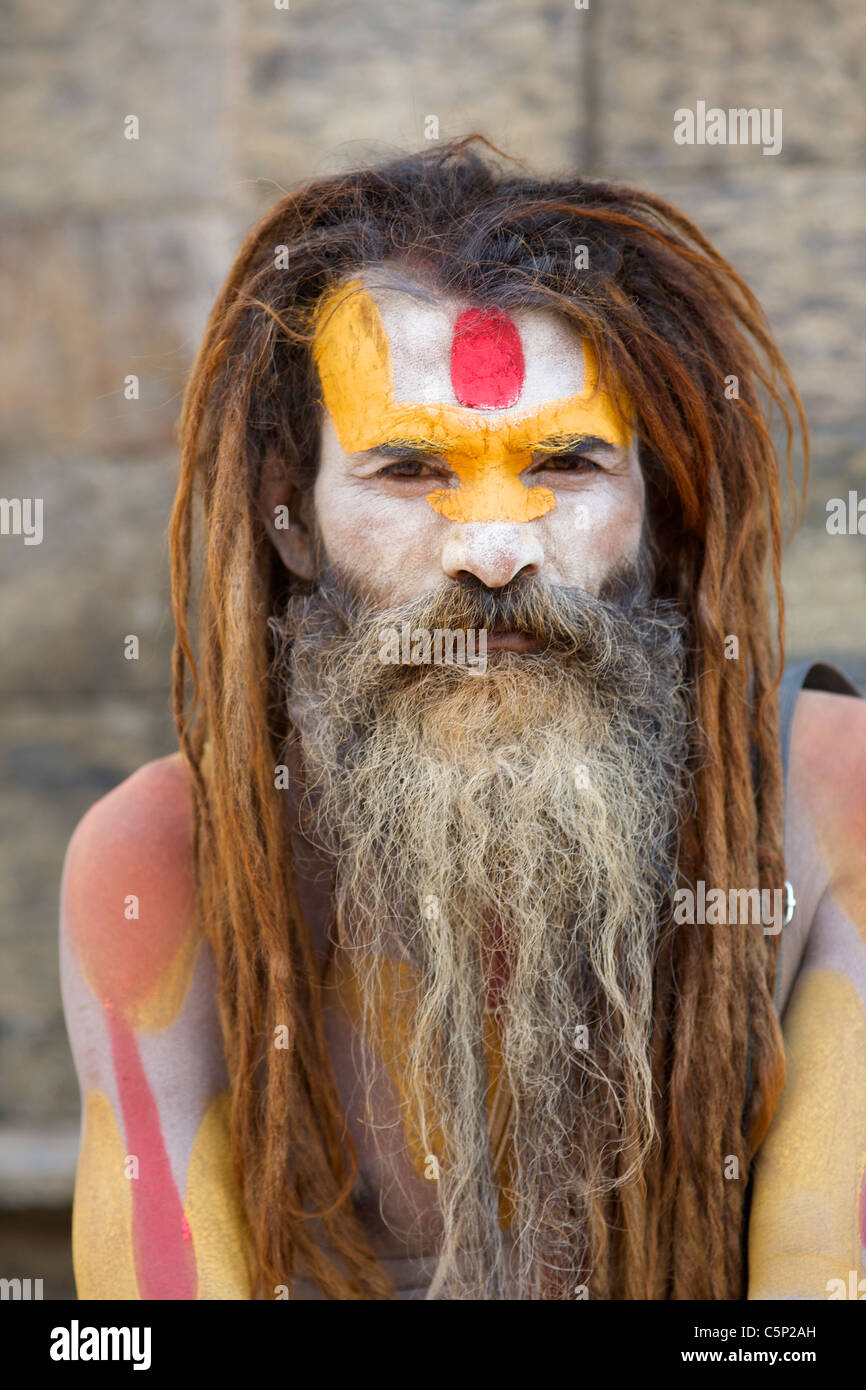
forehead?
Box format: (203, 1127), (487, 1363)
(311, 267), (633, 487)
(361, 273), (587, 415)
(311, 270), (636, 526)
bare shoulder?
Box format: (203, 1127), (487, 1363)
(790, 686), (866, 781)
(61, 753), (199, 1009)
(63, 753), (194, 909)
(773, 689), (865, 1009)
(788, 688), (866, 859)
(64, 752), (193, 877)
(62, 758), (250, 1300)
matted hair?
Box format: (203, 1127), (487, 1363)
(170, 135), (804, 1299)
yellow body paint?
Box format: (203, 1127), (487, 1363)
(72, 1089), (140, 1299)
(748, 967), (866, 1297)
(129, 930), (204, 1034)
(73, 1087), (256, 1301)
(312, 280), (631, 524)
(331, 953), (445, 1177)
(331, 952), (515, 1225)
(184, 1092), (255, 1300)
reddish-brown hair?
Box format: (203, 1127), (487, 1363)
(170, 135), (804, 1298)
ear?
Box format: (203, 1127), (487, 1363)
(258, 458), (315, 581)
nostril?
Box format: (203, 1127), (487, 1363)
(440, 523), (545, 588)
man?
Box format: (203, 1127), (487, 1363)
(61, 138), (866, 1300)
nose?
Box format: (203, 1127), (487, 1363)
(440, 522), (544, 588)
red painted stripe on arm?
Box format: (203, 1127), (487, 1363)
(106, 1002), (198, 1300)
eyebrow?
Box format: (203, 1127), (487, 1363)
(531, 433), (620, 456)
(356, 432), (620, 461)
(356, 438), (445, 461)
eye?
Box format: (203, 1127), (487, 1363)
(532, 452), (602, 474)
(377, 456), (450, 480)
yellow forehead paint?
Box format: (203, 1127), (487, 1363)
(312, 279), (631, 524)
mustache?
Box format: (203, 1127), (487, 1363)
(281, 550), (685, 689)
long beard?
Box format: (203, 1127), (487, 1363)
(270, 558), (692, 1299)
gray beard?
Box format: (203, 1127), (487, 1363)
(270, 558), (692, 1299)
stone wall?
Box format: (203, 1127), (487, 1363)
(1, 0), (864, 1284)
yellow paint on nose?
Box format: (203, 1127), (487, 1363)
(425, 444), (553, 524)
(312, 279), (631, 525)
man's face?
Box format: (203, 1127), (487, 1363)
(308, 271), (646, 612)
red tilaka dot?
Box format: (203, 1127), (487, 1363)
(450, 307), (525, 409)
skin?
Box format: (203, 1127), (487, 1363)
(310, 278), (631, 526)
(61, 758), (254, 1299)
(61, 275), (866, 1299)
(269, 271), (645, 602)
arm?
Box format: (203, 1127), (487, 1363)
(748, 691), (866, 1299)
(60, 755), (254, 1300)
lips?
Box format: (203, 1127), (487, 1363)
(484, 630), (539, 653)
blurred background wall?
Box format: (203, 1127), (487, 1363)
(1, 0), (864, 1297)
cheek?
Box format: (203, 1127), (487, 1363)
(314, 477), (443, 601)
(546, 481), (645, 590)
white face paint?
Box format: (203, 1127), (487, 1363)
(312, 271), (647, 606)
(377, 285), (586, 409)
